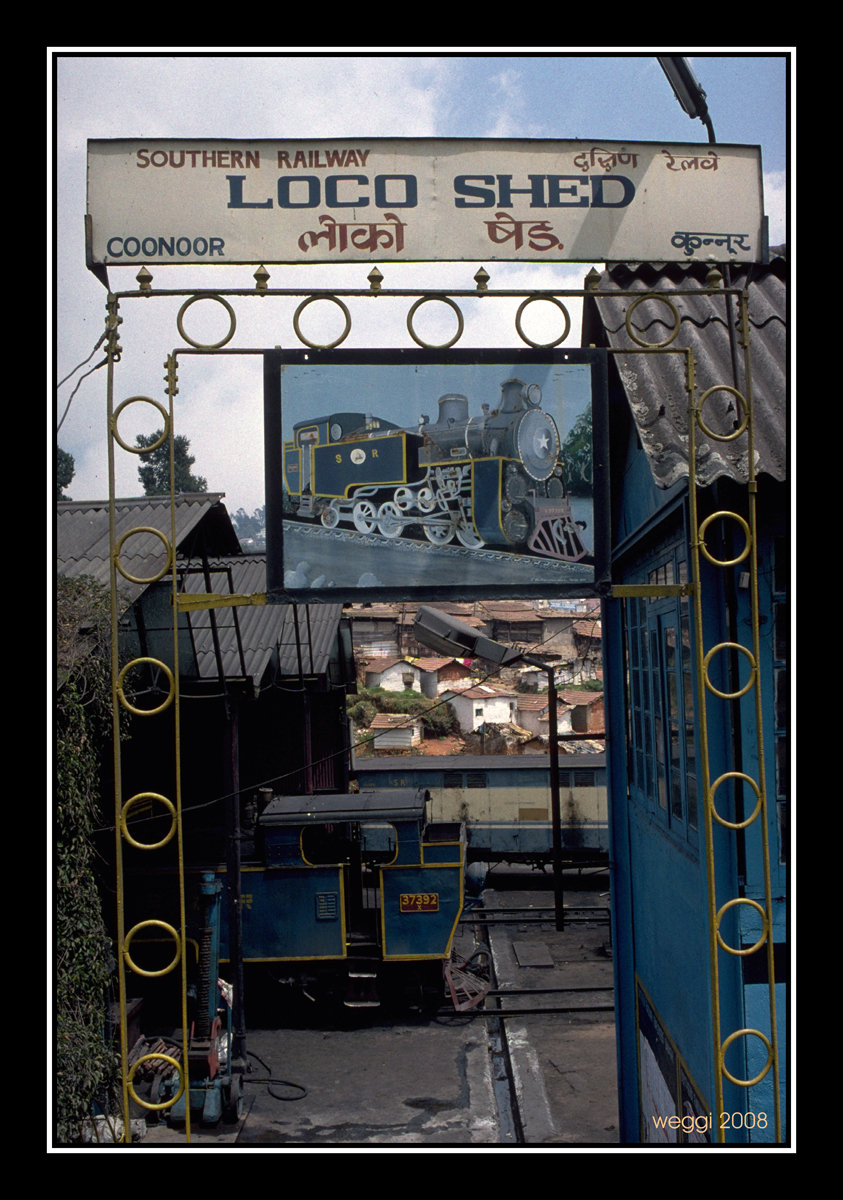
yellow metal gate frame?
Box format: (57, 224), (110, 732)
(610, 276), (781, 1142)
(100, 264), (781, 1144)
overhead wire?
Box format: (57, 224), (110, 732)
(102, 607), (604, 837)
(56, 332), (109, 433)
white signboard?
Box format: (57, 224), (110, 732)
(86, 137), (764, 268)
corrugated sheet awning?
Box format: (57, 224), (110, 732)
(581, 257), (787, 489)
(178, 556), (344, 683)
(56, 493), (240, 608)
(56, 497), (343, 688)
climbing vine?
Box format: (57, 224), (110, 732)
(55, 576), (121, 1143)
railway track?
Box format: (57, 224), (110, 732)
(457, 888), (617, 1143)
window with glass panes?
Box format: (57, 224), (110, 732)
(623, 544), (698, 846)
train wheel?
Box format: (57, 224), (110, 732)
(320, 502), (340, 528)
(393, 487), (416, 513)
(424, 520), (455, 545)
(353, 499), (378, 534)
(377, 501), (404, 538)
(456, 521), (485, 549)
(503, 507), (530, 545)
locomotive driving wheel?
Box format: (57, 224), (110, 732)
(424, 518), (455, 545)
(455, 523), (484, 549)
(352, 499), (378, 534)
(455, 506), (485, 549)
(377, 501), (404, 538)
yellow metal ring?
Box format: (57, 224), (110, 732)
(117, 656), (175, 716)
(702, 641), (757, 700)
(120, 792), (177, 850)
(177, 293), (237, 349)
(127, 1053), (185, 1111)
(695, 384), (749, 442)
(715, 897), (769, 956)
(293, 294), (352, 348)
(123, 919), (182, 977)
(515, 295), (571, 348)
(698, 511), (752, 568)
(721, 1028), (773, 1088)
(111, 396), (170, 454)
(710, 771), (763, 831)
(406, 295), (464, 349)
(624, 294), (681, 348)
(114, 526), (173, 585)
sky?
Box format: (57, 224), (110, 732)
(52, 49), (791, 518)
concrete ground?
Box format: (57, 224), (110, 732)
(134, 869), (619, 1150)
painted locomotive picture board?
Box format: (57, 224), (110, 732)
(265, 348), (609, 601)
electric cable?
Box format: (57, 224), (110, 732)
(245, 1050), (307, 1102)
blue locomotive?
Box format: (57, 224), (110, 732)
(283, 377), (590, 562)
(215, 788), (466, 1010)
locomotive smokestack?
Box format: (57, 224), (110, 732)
(437, 393), (469, 425)
(499, 378), (527, 412)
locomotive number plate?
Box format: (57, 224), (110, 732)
(399, 893), (439, 913)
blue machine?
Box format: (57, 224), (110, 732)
(164, 873), (245, 1126)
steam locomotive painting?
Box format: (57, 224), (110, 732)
(282, 372), (592, 563)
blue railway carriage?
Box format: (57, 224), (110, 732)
(224, 789), (465, 1009)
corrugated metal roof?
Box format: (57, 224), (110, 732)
(582, 257), (787, 488)
(56, 494), (241, 607)
(369, 713), (422, 729)
(177, 556), (344, 683)
(56, 497), (343, 686)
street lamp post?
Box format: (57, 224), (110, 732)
(413, 606), (565, 930)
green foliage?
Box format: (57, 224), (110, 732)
(560, 409), (593, 494)
(57, 448), (75, 500)
(348, 687), (457, 740)
(136, 430), (208, 496)
(230, 505), (266, 543)
(55, 576), (121, 1143)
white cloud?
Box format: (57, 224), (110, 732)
(54, 54), (788, 513)
(763, 169), (787, 246)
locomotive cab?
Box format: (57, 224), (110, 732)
(243, 789), (465, 1009)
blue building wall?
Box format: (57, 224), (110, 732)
(605, 458), (788, 1143)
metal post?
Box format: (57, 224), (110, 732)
(545, 666), (565, 930)
(263, 349), (285, 599)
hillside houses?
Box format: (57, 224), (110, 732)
(348, 599), (604, 756)
(348, 600), (601, 678)
(442, 682), (519, 733)
(361, 655), (474, 697)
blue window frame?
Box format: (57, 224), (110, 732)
(624, 544), (698, 847)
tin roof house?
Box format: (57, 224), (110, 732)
(57, 495), (356, 824)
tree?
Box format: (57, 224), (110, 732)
(560, 410), (594, 494)
(136, 430), (207, 496)
(55, 576), (122, 1142)
(57, 447), (75, 500)
(230, 505), (266, 543)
